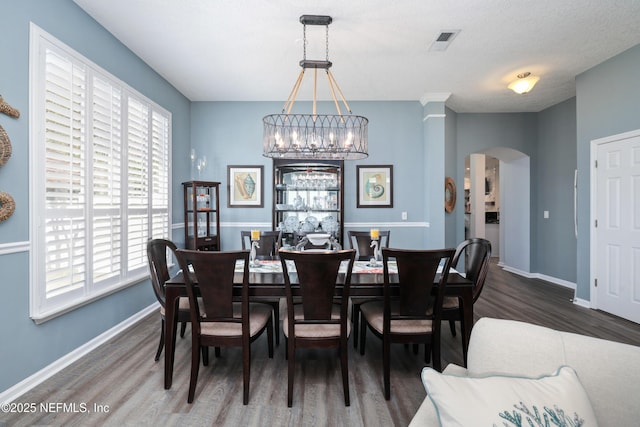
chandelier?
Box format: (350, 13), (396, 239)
(262, 15), (368, 160)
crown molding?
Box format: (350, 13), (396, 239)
(420, 92), (451, 106)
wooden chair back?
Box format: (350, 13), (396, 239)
(146, 238), (179, 308)
(176, 249), (249, 330)
(279, 249), (355, 326)
(382, 247), (455, 326)
(451, 238), (492, 302)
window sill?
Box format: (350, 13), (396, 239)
(30, 272), (149, 324)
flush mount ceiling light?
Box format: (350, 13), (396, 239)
(262, 15), (368, 160)
(508, 72), (540, 94)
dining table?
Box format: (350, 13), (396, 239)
(162, 259), (474, 390)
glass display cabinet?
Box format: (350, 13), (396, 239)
(272, 159), (344, 248)
(182, 180), (220, 251)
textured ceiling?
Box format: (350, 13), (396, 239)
(73, 0), (640, 113)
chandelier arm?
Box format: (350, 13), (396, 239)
(313, 68), (317, 117)
(284, 69), (306, 115)
(327, 70), (353, 114)
(325, 69), (343, 116)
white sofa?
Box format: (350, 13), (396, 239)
(409, 317), (640, 426)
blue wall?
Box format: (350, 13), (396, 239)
(189, 100), (429, 250)
(575, 44), (640, 300)
(0, 1), (190, 392)
(535, 98), (577, 282)
(454, 112), (538, 248)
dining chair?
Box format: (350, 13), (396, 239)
(442, 238), (492, 340)
(359, 247), (455, 400)
(279, 249), (356, 407)
(348, 230), (391, 349)
(241, 230), (283, 345)
(146, 238), (190, 361)
(175, 249), (274, 404)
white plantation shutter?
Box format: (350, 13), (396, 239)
(92, 76), (122, 284)
(43, 47), (87, 300)
(151, 111), (170, 238)
(30, 25), (171, 321)
(126, 97), (150, 272)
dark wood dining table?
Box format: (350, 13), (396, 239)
(162, 260), (474, 389)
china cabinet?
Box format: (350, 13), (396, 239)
(182, 180), (221, 251)
(272, 159), (344, 248)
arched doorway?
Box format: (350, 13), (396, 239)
(464, 147), (530, 273)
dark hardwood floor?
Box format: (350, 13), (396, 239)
(2, 260), (639, 427)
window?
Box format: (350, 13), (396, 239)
(29, 24), (171, 322)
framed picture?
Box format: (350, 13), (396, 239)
(357, 165), (393, 208)
(227, 165), (264, 208)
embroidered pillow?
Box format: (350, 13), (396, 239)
(421, 366), (598, 427)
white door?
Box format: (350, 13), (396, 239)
(594, 132), (640, 323)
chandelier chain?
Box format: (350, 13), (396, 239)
(303, 23), (307, 61)
(325, 24), (329, 61)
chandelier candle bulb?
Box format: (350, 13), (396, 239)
(370, 229), (379, 240)
(251, 230), (261, 240)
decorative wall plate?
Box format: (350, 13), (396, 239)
(445, 176), (457, 213)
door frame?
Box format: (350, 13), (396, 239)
(589, 128), (640, 308)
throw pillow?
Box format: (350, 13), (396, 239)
(421, 365), (598, 427)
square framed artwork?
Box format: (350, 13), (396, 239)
(357, 165), (393, 208)
(227, 165), (264, 208)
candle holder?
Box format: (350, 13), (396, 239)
(249, 230), (261, 267)
(369, 238), (380, 267)
(369, 228), (381, 266)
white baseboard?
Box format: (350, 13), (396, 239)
(572, 297), (592, 309)
(500, 265), (576, 290)
(532, 273), (576, 290)
(501, 265), (536, 279)
(0, 303), (158, 405)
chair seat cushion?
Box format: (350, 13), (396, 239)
(160, 296), (194, 316)
(360, 300), (434, 335)
(200, 302), (272, 337)
(442, 296), (459, 309)
(283, 304), (351, 339)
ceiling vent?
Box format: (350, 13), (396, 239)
(429, 30), (460, 52)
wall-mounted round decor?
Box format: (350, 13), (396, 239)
(0, 192), (15, 222)
(0, 124), (11, 167)
(444, 176), (457, 213)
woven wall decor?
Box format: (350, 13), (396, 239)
(0, 124), (11, 167)
(0, 192), (15, 222)
(0, 95), (20, 118)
